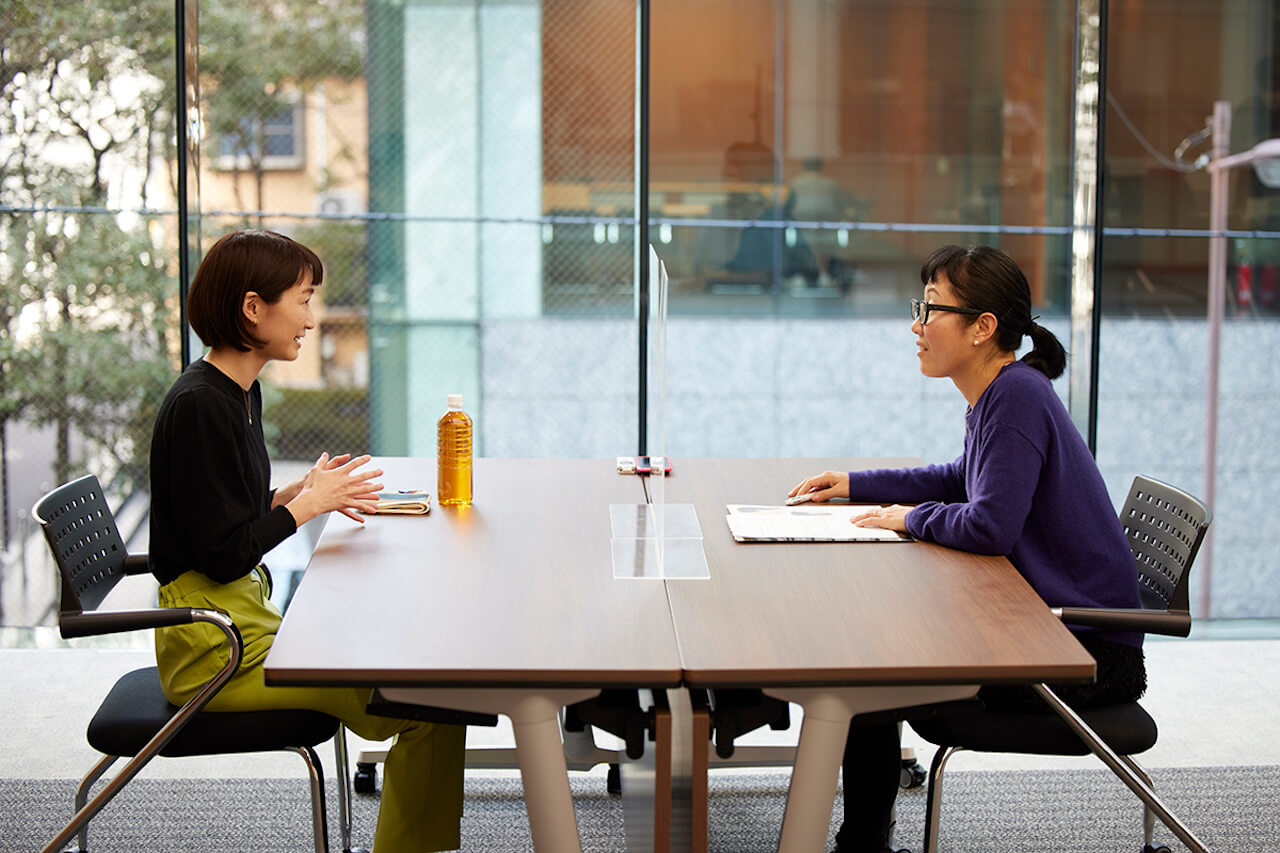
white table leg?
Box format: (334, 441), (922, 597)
(380, 686), (599, 853)
(765, 685), (978, 853)
(775, 691), (850, 853)
(509, 693), (588, 853)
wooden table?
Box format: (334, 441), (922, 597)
(268, 456), (1096, 853)
(659, 458), (1096, 852)
(265, 457), (680, 852)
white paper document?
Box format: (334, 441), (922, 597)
(724, 504), (914, 543)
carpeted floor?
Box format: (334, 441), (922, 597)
(6, 766), (1277, 852)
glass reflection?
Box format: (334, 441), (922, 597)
(641, 0), (1076, 316)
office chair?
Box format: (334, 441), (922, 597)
(34, 474), (364, 853)
(909, 475), (1213, 853)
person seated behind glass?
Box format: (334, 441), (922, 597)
(784, 156), (862, 290)
(700, 141), (818, 289)
(789, 245), (1146, 853)
(148, 229), (466, 852)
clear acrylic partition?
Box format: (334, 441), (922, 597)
(648, 244), (667, 517)
(611, 247), (709, 579)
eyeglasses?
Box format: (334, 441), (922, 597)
(910, 298), (984, 325)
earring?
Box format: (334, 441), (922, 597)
(973, 340), (980, 346)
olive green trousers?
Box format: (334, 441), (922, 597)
(156, 569), (466, 852)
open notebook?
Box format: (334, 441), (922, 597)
(725, 504), (913, 542)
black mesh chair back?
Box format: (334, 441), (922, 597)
(34, 475), (130, 616)
(1121, 475), (1212, 613)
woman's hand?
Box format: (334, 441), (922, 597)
(285, 452), (384, 526)
(273, 452), (354, 508)
(851, 504), (911, 533)
(787, 470), (849, 503)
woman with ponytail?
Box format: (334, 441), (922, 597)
(790, 245), (1144, 853)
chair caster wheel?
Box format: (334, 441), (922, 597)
(607, 762), (622, 795)
(1142, 847), (1172, 853)
(899, 758), (926, 789)
(354, 761), (378, 794)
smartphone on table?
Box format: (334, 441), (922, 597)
(634, 455), (673, 475)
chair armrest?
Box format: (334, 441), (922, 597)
(123, 554), (151, 575)
(60, 607), (197, 639)
(1052, 606), (1191, 638)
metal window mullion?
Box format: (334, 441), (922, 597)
(1067, 0), (1108, 452)
(636, 0), (650, 456)
(175, 0), (200, 368)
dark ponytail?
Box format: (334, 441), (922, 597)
(1021, 321), (1067, 380)
(920, 244), (1067, 380)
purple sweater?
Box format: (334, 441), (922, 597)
(849, 361), (1142, 647)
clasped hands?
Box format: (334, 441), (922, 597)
(279, 452), (384, 526)
(787, 470), (911, 533)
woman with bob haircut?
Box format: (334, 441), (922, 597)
(789, 245), (1145, 853)
(149, 229), (466, 852)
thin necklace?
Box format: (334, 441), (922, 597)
(243, 388), (252, 424)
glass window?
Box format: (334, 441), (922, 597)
(365, 0), (638, 460)
(1099, 1), (1280, 620)
(644, 0), (1077, 461)
(0, 0), (179, 627)
(5, 0), (1278, 627)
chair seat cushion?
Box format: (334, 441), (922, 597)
(87, 667), (339, 758)
(909, 700), (1158, 756)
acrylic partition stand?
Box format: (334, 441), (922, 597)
(611, 246), (709, 580)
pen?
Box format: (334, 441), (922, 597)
(785, 493), (815, 506)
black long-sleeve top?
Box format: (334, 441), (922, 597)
(149, 360), (297, 585)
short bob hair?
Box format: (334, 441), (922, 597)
(187, 230), (324, 352)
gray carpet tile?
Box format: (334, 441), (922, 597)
(4, 766), (1277, 852)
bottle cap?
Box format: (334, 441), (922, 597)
(447, 394), (463, 410)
